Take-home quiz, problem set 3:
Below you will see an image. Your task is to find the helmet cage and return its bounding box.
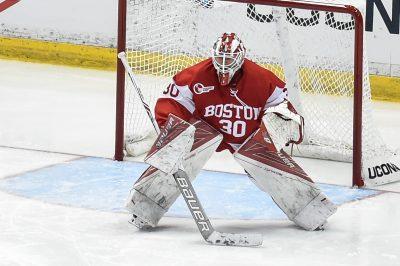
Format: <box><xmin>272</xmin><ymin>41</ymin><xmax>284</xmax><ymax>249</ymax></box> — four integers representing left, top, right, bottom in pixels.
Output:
<box><xmin>212</xmin><ymin>52</ymin><xmax>244</xmax><ymax>74</ymax></box>
<box><xmin>211</xmin><ymin>34</ymin><xmax>246</xmax><ymax>85</ymax></box>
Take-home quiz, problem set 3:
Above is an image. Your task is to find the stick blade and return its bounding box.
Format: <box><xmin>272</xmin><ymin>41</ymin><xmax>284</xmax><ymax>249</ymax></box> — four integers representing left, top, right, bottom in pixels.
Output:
<box><xmin>206</xmin><ymin>231</ymin><xmax>263</xmax><ymax>247</ymax></box>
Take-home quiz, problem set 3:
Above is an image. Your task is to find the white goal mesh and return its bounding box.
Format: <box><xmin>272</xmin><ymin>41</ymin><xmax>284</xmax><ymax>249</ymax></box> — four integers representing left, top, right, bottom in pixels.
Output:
<box><xmin>121</xmin><ymin>0</ymin><xmax>398</xmax><ymax>186</ymax></box>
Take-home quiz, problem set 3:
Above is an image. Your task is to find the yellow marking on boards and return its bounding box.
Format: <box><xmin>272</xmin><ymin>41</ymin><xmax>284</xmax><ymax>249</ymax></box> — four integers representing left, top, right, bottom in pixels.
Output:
<box><xmin>0</xmin><ymin>37</ymin><xmax>116</xmax><ymax>70</ymax></box>
<box><xmin>1</xmin><ymin>37</ymin><xmax>399</xmax><ymax>102</ymax></box>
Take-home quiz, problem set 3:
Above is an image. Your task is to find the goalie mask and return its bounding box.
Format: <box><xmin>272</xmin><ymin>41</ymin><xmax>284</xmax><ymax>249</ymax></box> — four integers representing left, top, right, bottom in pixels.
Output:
<box><xmin>212</xmin><ymin>33</ymin><xmax>246</xmax><ymax>86</ymax></box>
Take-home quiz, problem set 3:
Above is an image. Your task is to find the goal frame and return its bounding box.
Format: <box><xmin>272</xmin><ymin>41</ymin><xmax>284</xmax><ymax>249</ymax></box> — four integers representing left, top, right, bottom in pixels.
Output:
<box><xmin>114</xmin><ymin>0</ymin><xmax>365</xmax><ymax>187</ymax></box>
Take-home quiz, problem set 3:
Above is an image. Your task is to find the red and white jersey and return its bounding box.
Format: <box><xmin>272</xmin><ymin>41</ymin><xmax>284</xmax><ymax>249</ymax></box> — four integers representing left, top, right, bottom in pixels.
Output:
<box><xmin>155</xmin><ymin>58</ymin><xmax>286</xmax><ymax>152</ymax></box>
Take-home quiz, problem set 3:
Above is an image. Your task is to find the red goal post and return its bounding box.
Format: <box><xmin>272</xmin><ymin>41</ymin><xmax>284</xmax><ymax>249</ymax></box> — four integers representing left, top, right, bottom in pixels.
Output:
<box><xmin>114</xmin><ymin>0</ymin><xmax>366</xmax><ymax>187</ymax></box>
<box><xmin>115</xmin><ymin>0</ymin><xmax>127</xmax><ymax>162</ymax></box>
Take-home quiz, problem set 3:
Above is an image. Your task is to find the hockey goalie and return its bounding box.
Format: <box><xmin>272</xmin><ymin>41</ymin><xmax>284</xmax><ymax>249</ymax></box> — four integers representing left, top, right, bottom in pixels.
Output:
<box><xmin>126</xmin><ymin>33</ymin><xmax>337</xmax><ymax>231</ymax></box>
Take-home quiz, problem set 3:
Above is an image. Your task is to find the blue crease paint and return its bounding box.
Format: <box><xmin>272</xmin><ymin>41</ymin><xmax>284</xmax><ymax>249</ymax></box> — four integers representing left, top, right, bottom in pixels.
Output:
<box><xmin>0</xmin><ymin>157</ymin><xmax>379</xmax><ymax>220</ymax></box>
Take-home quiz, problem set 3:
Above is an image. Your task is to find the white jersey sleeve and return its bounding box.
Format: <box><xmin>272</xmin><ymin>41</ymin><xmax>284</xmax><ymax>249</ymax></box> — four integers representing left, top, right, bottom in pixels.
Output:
<box><xmin>160</xmin><ymin>81</ymin><xmax>196</xmax><ymax>114</ymax></box>
<box><xmin>263</xmin><ymin>87</ymin><xmax>287</xmax><ymax>110</ymax></box>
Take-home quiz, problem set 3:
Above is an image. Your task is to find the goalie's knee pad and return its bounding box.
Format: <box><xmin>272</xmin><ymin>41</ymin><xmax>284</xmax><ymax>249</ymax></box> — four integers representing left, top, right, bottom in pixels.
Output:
<box><xmin>235</xmin><ymin>124</ymin><xmax>336</xmax><ymax>230</ymax></box>
<box><xmin>126</xmin><ymin>116</ymin><xmax>223</xmax><ymax>228</ymax></box>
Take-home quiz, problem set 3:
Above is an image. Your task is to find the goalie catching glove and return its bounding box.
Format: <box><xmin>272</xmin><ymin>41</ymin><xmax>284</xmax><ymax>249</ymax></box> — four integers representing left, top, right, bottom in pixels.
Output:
<box><xmin>263</xmin><ymin>100</ymin><xmax>304</xmax><ymax>152</ymax></box>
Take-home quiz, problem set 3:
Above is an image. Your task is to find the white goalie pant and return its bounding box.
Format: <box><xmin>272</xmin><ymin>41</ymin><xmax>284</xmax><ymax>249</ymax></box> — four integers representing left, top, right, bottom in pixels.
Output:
<box><xmin>234</xmin><ymin>123</ymin><xmax>337</xmax><ymax>230</ymax></box>
<box><xmin>126</xmin><ymin>116</ymin><xmax>223</xmax><ymax>228</ymax></box>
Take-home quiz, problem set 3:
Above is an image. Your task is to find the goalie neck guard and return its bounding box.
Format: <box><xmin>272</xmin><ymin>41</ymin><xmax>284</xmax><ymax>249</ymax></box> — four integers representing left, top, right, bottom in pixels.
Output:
<box><xmin>212</xmin><ymin>32</ymin><xmax>246</xmax><ymax>86</ymax></box>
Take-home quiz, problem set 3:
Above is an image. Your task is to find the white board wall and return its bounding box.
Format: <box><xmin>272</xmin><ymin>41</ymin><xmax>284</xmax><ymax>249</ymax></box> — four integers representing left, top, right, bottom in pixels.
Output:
<box><xmin>0</xmin><ymin>0</ymin><xmax>399</xmax><ymax>76</ymax></box>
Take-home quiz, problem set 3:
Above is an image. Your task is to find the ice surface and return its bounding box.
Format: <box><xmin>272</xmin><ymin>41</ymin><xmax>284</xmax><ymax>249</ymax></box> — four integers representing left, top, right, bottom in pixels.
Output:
<box><xmin>0</xmin><ymin>59</ymin><xmax>400</xmax><ymax>265</ymax></box>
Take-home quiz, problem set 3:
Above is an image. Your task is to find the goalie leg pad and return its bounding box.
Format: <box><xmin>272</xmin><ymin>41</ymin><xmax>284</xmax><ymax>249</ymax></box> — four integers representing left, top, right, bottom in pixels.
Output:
<box><xmin>234</xmin><ymin>124</ymin><xmax>336</xmax><ymax>230</ymax></box>
<box><xmin>125</xmin><ymin>187</ymin><xmax>167</xmax><ymax>229</ymax></box>
<box><xmin>126</xmin><ymin>118</ymin><xmax>223</xmax><ymax>228</ymax></box>
<box><xmin>291</xmin><ymin>192</ymin><xmax>336</xmax><ymax>230</ymax></box>
<box><xmin>145</xmin><ymin>114</ymin><xmax>196</xmax><ymax>174</ymax></box>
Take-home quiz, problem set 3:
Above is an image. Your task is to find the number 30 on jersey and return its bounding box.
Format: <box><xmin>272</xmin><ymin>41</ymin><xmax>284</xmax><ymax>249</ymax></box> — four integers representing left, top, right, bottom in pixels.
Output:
<box><xmin>219</xmin><ymin>119</ymin><xmax>246</xmax><ymax>137</ymax></box>
<box><xmin>163</xmin><ymin>84</ymin><xmax>180</xmax><ymax>97</ymax></box>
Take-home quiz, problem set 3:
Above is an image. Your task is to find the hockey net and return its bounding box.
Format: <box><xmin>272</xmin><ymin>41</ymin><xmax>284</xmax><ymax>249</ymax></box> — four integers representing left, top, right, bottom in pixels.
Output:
<box><xmin>115</xmin><ymin>0</ymin><xmax>400</xmax><ymax>187</ymax></box>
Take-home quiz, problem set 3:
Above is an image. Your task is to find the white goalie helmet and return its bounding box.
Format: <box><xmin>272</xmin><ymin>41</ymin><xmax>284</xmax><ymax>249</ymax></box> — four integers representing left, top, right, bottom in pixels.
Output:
<box><xmin>212</xmin><ymin>32</ymin><xmax>246</xmax><ymax>86</ymax></box>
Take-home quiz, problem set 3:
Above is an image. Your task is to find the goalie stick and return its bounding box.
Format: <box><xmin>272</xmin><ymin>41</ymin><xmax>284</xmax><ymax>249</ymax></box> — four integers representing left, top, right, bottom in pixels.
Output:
<box><xmin>118</xmin><ymin>52</ymin><xmax>263</xmax><ymax>247</ymax></box>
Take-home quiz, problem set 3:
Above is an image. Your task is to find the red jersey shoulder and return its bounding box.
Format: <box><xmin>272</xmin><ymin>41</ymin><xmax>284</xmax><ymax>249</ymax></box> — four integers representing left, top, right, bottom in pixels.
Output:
<box><xmin>242</xmin><ymin>59</ymin><xmax>286</xmax><ymax>92</ymax></box>
<box><xmin>173</xmin><ymin>58</ymin><xmax>215</xmax><ymax>87</ymax></box>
